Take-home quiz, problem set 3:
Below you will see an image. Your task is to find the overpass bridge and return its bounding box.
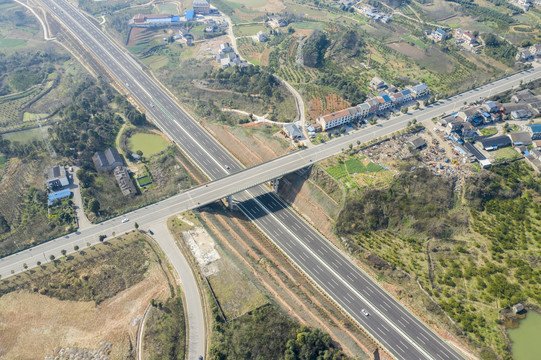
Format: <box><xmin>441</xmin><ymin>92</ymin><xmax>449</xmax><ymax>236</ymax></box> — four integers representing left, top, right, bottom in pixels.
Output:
<box><xmin>3</xmin><ymin>0</ymin><xmax>541</xmax><ymax>358</ymax></box>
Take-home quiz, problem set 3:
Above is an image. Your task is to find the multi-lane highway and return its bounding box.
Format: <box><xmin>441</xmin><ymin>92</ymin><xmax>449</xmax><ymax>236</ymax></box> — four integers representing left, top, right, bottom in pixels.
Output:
<box><xmin>6</xmin><ymin>0</ymin><xmax>541</xmax><ymax>358</ymax></box>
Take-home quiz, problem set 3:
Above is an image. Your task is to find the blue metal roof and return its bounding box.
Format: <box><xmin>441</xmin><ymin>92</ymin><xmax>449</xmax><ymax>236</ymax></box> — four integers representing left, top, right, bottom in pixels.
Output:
<box><xmin>379</xmin><ymin>94</ymin><xmax>391</xmax><ymax>102</ymax></box>
<box><xmin>48</xmin><ymin>189</ymin><xmax>71</xmax><ymax>205</ymax></box>
<box><xmin>482</xmin><ymin>112</ymin><xmax>491</xmax><ymax>117</ymax></box>
<box><xmin>185</xmin><ymin>10</ymin><xmax>194</xmax><ymax>19</ymax></box>
<box><xmin>400</xmin><ymin>89</ymin><xmax>411</xmax><ymax>95</ymax></box>
<box><xmin>436</xmin><ymin>29</ymin><xmax>446</xmax><ymax>35</ymax></box>
<box><xmin>529</xmin><ymin>124</ymin><xmax>541</xmax><ymax>133</ymax></box>
<box><xmin>171</xmin><ymin>16</ymin><xmax>180</xmax><ymax>22</ymax></box>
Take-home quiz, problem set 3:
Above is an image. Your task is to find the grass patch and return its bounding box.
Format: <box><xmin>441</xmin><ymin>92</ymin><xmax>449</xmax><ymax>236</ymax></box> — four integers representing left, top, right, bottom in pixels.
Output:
<box><xmin>480</xmin><ymin>127</ymin><xmax>497</xmax><ymax>136</ymax></box>
<box><xmin>22</xmin><ymin>112</ymin><xmax>48</xmax><ymax>121</ymax></box>
<box><xmin>0</xmin><ymin>38</ymin><xmax>26</xmax><ymax>48</ymax></box>
<box><xmin>2</xmin><ymin>126</ymin><xmax>49</xmax><ymax>144</ymax></box>
<box><xmin>207</xmin><ymin>254</ymin><xmax>268</xmax><ymax>319</ymax></box>
<box><xmin>401</xmin><ymin>34</ymin><xmax>428</xmax><ymax>49</ymax></box>
<box><xmin>493</xmin><ymin>147</ymin><xmax>520</xmax><ymax>161</ymax></box>
<box><xmin>128</xmin><ymin>132</ymin><xmax>170</xmax><ymax>157</ymax></box>
<box><xmin>292</xmin><ymin>21</ymin><xmax>325</xmax><ymax>30</ymax></box>
<box><xmin>234</xmin><ymin>24</ymin><xmax>267</xmax><ymax>37</ymax></box>
<box><xmin>156</xmin><ymin>2</ymin><xmax>178</xmax><ymax>13</ymax></box>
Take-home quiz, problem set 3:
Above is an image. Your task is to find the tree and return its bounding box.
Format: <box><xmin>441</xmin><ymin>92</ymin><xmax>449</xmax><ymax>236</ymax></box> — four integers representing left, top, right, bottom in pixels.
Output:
<box><xmin>134</xmin><ymin>222</ymin><xmax>139</xmax><ymax>230</ymax></box>
<box><xmin>74</xmin><ymin>245</ymin><xmax>79</xmax><ymax>251</ymax></box>
<box><xmin>37</xmin><ymin>261</ymin><xmax>41</xmax><ymax>266</ymax></box>
<box><xmin>0</xmin><ymin>215</ymin><xmax>10</xmax><ymax>234</ymax></box>
<box><xmin>61</xmin><ymin>249</ymin><xmax>67</xmax><ymax>256</ymax></box>
<box><xmin>136</xmin><ymin>150</ymin><xmax>143</xmax><ymax>157</ymax></box>
<box><xmin>89</xmin><ymin>199</ymin><xmax>100</xmax><ymax>214</ymax></box>
<box><xmin>23</xmin><ymin>263</ymin><xmax>28</xmax><ymax>269</ymax></box>
<box><xmin>49</xmin><ymin>255</ymin><xmax>55</xmax><ymax>261</ymax></box>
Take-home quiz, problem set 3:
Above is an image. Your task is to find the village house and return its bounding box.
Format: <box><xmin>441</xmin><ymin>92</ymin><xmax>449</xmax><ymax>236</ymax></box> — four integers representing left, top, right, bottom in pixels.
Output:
<box><xmin>45</xmin><ymin>165</ymin><xmax>69</xmax><ymax>190</ymax></box>
<box><xmin>93</xmin><ymin>148</ymin><xmax>123</xmax><ymax>173</ymax></box>
<box><xmin>193</xmin><ymin>0</ymin><xmax>210</xmax><ymax>14</ymax></box>
<box><xmin>516</xmin><ymin>48</ymin><xmax>533</xmax><ymax>62</ymax></box>
<box><xmin>432</xmin><ymin>29</ymin><xmax>448</xmax><ymax>41</ymax></box>
<box><xmin>530</xmin><ymin>44</ymin><xmax>541</xmax><ymax>57</ymax></box>
<box><xmin>369</xmin><ymin>76</ymin><xmax>388</xmax><ymax>91</ymax></box>
<box><xmin>113</xmin><ymin>166</ymin><xmax>137</xmax><ymax>197</ymax></box>
<box><xmin>318</xmin><ymin>109</ymin><xmax>352</xmax><ymax>131</ymax></box>
<box><xmin>410</xmin><ymin>83</ymin><xmax>430</xmax><ymax>98</ymax></box>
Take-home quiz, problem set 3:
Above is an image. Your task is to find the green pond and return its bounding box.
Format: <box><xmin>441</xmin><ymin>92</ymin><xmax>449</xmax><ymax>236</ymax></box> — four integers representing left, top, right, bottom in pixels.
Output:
<box><xmin>508</xmin><ymin>311</ymin><xmax>541</xmax><ymax>360</ymax></box>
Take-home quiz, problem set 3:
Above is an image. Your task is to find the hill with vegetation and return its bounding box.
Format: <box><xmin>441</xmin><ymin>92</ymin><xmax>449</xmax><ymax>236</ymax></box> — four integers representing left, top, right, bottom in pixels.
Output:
<box><xmin>335</xmin><ymin>161</ymin><xmax>541</xmax><ymax>359</ymax></box>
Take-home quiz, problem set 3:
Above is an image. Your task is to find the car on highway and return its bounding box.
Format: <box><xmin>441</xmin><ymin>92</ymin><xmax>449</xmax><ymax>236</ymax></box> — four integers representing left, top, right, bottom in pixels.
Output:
<box><xmin>224</xmin><ymin>164</ymin><xmax>230</xmax><ymax>170</ymax></box>
<box><xmin>148</xmin><ymin>230</ymin><xmax>154</xmax><ymax>235</ymax></box>
<box><xmin>121</xmin><ymin>218</ymin><xmax>129</xmax><ymax>223</ymax></box>
<box><xmin>362</xmin><ymin>308</ymin><xmax>369</xmax><ymax>316</ymax></box>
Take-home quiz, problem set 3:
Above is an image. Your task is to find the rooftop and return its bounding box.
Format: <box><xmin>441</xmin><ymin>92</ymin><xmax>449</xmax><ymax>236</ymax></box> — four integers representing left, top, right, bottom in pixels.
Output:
<box><xmin>480</xmin><ymin>135</ymin><xmax>511</xmax><ymax>148</ymax></box>
<box><xmin>321</xmin><ymin>109</ymin><xmax>351</xmax><ymax>123</ymax></box>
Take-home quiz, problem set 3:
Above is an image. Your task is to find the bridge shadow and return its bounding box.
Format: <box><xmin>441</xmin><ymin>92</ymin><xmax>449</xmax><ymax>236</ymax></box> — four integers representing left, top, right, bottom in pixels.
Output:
<box><xmin>198</xmin><ymin>165</ymin><xmax>313</xmax><ymax>221</ymax></box>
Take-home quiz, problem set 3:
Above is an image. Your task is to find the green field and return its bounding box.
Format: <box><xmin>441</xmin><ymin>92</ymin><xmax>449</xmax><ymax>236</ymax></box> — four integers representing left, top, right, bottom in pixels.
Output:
<box><xmin>227</xmin><ymin>0</ymin><xmax>266</xmax><ymax>8</ymax></box>
<box><xmin>137</xmin><ymin>175</ymin><xmax>152</xmax><ymax>187</ymax></box>
<box><xmin>292</xmin><ymin>21</ymin><xmax>325</xmax><ymax>30</ymax></box>
<box><xmin>23</xmin><ymin>112</ymin><xmax>48</xmax><ymax>122</ymax></box>
<box><xmin>480</xmin><ymin>127</ymin><xmax>497</xmax><ymax>136</ymax></box>
<box><xmin>401</xmin><ymin>34</ymin><xmax>428</xmax><ymax>50</ymax></box>
<box><xmin>493</xmin><ymin>147</ymin><xmax>520</xmax><ymax>161</ymax></box>
<box><xmin>2</xmin><ymin>126</ymin><xmax>49</xmax><ymax>144</ymax></box>
<box><xmin>156</xmin><ymin>2</ymin><xmax>178</xmax><ymax>14</ymax></box>
<box><xmin>128</xmin><ymin>132</ymin><xmax>170</xmax><ymax>156</ymax></box>
<box><xmin>326</xmin><ymin>163</ymin><xmax>347</xmax><ymax>179</ymax></box>
<box><xmin>328</xmin><ymin>157</ymin><xmax>384</xmax><ymax>179</ymax></box>
<box><xmin>0</xmin><ymin>38</ymin><xmax>27</xmax><ymax>48</ymax></box>
<box><xmin>141</xmin><ymin>55</ymin><xmax>168</xmax><ymax>70</ymax></box>
<box><xmin>234</xmin><ymin>24</ymin><xmax>266</xmax><ymax>37</ymax></box>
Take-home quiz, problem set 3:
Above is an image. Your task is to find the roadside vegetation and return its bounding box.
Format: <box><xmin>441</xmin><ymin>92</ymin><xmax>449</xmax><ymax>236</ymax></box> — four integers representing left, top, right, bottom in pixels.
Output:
<box><xmin>143</xmin><ymin>296</ymin><xmax>186</xmax><ymax>360</ymax></box>
<box><xmin>210</xmin><ymin>304</ymin><xmax>352</xmax><ymax>360</ymax></box>
<box><xmin>335</xmin><ymin>161</ymin><xmax>541</xmax><ymax>359</ymax></box>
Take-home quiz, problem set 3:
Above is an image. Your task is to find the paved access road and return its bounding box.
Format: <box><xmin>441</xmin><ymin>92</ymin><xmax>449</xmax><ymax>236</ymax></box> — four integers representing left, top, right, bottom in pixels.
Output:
<box><xmin>7</xmin><ymin>0</ymin><xmax>541</xmax><ymax>358</ymax></box>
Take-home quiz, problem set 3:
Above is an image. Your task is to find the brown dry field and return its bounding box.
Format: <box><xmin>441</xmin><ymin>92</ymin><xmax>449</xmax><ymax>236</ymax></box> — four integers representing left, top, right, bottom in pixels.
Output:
<box><xmin>0</xmin><ymin>265</ymin><xmax>169</xmax><ymax>360</ymax></box>
<box><xmin>388</xmin><ymin>42</ymin><xmax>426</xmax><ymax>60</ymax></box>
<box><xmin>308</xmin><ymin>93</ymin><xmax>350</xmax><ymax>121</ymax></box>
<box><xmin>255</xmin><ymin>0</ymin><xmax>285</xmax><ymax>13</ymax></box>
<box><xmin>259</xmin><ymin>48</ymin><xmax>272</xmax><ymax>66</ymax></box>
<box><xmin>204</xmin><ymin>122</ymin><xmax>292</xmax><ymax>166</ymax></box>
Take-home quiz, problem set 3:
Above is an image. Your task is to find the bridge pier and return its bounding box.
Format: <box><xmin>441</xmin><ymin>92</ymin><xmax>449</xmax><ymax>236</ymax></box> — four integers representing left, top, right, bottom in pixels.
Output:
<box><xmin>227</xmin><ymin>195</ymin><xmax>234</xmax><ymax>210</ymax></box>
<box><xmin>270</xmin><ymin>178</ymin><xmax>279</xmax><ymax>193</ymax></box>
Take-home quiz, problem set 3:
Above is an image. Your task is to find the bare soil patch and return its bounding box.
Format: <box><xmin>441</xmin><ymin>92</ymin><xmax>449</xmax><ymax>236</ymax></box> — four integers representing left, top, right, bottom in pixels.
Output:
<box><xmin>308</xmin><ymin>93</ymin><xmax>351</xmax><ymax>121</ymax></box>
<box><xmin>0</xmin><ymin>265</ymin><xmax>169</xmax><ymax>360</ymax></box>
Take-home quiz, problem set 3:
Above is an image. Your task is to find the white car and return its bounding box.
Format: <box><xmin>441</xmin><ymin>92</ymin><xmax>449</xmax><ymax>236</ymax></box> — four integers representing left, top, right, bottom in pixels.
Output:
<box><xmin>361</xmin><ymin>308</ymin><xmax>369</xmax><ymax>317</ymax></box>
<box><xmin>121</xmin><ymin>218</ymin><xmax>129</xmax><ymax>223</ymax></box>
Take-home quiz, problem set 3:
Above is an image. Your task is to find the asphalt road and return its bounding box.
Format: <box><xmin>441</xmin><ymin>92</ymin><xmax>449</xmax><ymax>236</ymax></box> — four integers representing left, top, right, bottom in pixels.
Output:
<box><xmin>6</xmin><ymin>0</ymin><xmax>541</xmax><ymax>358</ymax></box>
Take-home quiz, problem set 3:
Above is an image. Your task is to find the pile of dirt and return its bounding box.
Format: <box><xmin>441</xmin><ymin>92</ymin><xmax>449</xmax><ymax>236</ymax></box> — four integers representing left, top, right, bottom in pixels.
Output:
<box><xmin>44</xmin><ymin>342</ymin><xmax>113</xmax><ymax>360</ymax></box>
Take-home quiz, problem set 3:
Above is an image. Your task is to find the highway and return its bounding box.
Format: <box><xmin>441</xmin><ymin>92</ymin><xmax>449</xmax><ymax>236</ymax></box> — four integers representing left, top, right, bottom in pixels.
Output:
<box><xmin>6</xmin><ymin>0</ymin><xmax>541</xmax><ymax>358</ymax></box>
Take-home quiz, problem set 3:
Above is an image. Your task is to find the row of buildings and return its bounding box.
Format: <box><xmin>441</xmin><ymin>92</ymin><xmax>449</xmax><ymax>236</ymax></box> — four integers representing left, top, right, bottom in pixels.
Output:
<box><xmin>318</xmin><ymin>79</ymin><xmax>430</xmax><ymax>131</ymax></box>
<box><xmin>130</xmin><ymin>0</ymin><xmax>211</xmax><ymax>27</ymax></box>
<box><xmin>439</xmin><ymin>89</ymin><xmax>541</xmax><ymax>143</ymax></box>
